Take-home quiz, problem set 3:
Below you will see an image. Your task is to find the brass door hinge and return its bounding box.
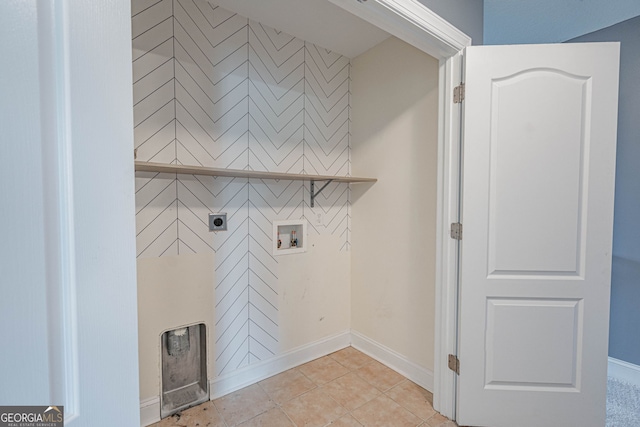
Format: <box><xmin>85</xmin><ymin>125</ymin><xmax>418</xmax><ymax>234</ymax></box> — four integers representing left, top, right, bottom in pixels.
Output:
<box><xmin>448</xmin><ymin>354</ymin><xmax>460</xmax><ymax>374</ymax></box>
<box><xmin>450</xmin><ymin>222</ymin><xmax>462</xmax><ymax>240</ymax></box>
<box><xmin>454</xmin><ymin>83</ymin><xmax>465</xmax><ymax>103</ymax></box>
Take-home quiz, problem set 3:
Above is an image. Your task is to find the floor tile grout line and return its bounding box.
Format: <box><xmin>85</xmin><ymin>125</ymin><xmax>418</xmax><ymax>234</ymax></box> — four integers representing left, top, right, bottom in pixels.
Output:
<box><xmin>278</xmin><ymin>350</ymin><xmax>414</xmax><ymax>426</ymax></box>
<box><xmin>267</xmin><ymin>350</ymin><xmax>372</xmax><ymax>426</ymax></box>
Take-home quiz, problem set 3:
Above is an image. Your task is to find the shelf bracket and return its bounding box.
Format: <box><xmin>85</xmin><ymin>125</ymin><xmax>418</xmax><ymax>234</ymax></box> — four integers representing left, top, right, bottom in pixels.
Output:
<box><xmin>310</xmin><ymin>180</ymin><xmax>333</xmax><ymax>208</ymax></box>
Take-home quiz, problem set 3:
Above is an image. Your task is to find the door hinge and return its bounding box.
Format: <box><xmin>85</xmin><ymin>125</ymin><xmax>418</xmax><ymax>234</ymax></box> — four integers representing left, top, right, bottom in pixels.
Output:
<box><xmin>450</xmin><ymin>222</ymin><xmax>462</xmax><ymax>240</ymax></box>
<box><xmin>453</xmin><ymin>83</ymin><xmax>465</xmax><ymax>103</ymax></box>
<box><xmin>448</xmin><ymin>354</ymin><xmax>460</xmax><ymax>374</ymax></box>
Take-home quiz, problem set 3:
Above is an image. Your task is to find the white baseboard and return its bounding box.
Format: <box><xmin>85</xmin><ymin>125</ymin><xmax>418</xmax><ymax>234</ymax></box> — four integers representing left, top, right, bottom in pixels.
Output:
<box><xmin>351</xmin><ymin>330</ymin><xmax>434</xmax><ymax>392</ymax></box>
<box><xmin>140</xmin><ymin>329</ymin><xmax>434</xmax><ymax>426</ymax></box>
<box><xmin>210</xmin><ymin>330</ymin><xmax>351</xmax><ymax>399</ymax></box>
<box><xmin>140</xmin><ymin>396</ymin><xmax>161</xmax><ymax>427</ymax></box>
<box><xmin>608</xmin><ymin>357</ymin><xmax>640</xmax><ymax>387</ymax></box>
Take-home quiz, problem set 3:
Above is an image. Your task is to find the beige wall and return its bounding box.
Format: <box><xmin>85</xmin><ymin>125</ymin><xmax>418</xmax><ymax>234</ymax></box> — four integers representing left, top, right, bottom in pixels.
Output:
<box><xmin>137</xmin><ymin>233</ymin><xmax>350</xmax><ymax>402</ymax></box>
<box><xmin>137</xmin><ymin>253</ymin><xmax>216</xmax><ymax>402</ymax></box>
<box><xmin>351</xmin><ymin>36</ymin><xmax>439</xmax><ymax>371</ymax></box>
<box><xmin>277</xmin><ymin>234</ymin><xmax>351</xmax><ymax>351</ymax></box>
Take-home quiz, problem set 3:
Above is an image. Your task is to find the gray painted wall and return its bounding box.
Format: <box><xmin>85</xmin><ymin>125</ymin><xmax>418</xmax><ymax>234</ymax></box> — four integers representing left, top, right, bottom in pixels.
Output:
<box><xmin>484</xmin><ymin>0</ymin><xmax>640</xmax><ymax>45</ymax></box>
<box><xmin>570</xmin><ymin>16</ymin><xmax>640</xmax><ymax>366</ymax></box>
<box><xmin>418</xmin><ymin>0</ymin><xmax>484</xmax><ymax>45</ymax></box>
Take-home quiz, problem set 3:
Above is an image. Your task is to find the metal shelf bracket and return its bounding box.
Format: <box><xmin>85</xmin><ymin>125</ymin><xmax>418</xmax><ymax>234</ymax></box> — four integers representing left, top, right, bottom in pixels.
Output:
<box><xmin>310</xmin><ymin>180</ymin><xmax>333</xmax><ymax>208</ymax></box>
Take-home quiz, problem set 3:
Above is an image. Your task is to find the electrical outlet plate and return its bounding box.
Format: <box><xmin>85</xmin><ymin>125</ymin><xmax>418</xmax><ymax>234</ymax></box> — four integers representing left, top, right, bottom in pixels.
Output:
<box><xmin>208</xmin><ymin>213</ymin><xmax>227</xmax><ymax>231</ymax></box>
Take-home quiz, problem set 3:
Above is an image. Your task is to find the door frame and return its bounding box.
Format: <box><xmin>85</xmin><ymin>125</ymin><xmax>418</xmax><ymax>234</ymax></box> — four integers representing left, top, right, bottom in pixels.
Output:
<box><xmin>328</xmin><ymin>0</ymin><xmax>469</xmax><ymax>419</ymax></box>
<box><xmin>25</xmin><ymin>0</ymin><xmax>465</xmax><ymax>423</ymax></box>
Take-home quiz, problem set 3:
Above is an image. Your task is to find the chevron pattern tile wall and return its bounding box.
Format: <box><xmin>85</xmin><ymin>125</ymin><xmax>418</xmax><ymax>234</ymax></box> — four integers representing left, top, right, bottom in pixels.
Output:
<box><xmin>304</xmin><ymin>44</ymin><xmax>351</xmax><ymax>248</ymax></box>
<box><xmin>132</xmin><ymin>0</ymin><xmax>351</xmax><ymax>376</ymax></box>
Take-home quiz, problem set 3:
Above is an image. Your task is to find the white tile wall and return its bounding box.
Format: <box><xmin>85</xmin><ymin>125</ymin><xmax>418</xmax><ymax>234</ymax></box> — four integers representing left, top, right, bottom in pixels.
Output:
<box><xmin>132</xmin><ymin>0</ymin><xmax>351</xmax><ymax>375</ymax></box>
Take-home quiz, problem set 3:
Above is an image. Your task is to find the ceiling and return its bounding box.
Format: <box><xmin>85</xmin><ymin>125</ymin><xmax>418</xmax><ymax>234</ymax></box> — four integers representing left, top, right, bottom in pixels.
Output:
<box><xmin>209</xmin><ymin>0</ymin><xmax>391</xmax><ymax>58</ymax></box>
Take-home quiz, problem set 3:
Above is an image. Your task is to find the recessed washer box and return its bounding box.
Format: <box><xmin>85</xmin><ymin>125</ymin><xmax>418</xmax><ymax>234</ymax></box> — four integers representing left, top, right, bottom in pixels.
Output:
<box><xmin>160</xmin><ymin>323</ymin><xmax>208</xmax><ymax>419</ymax></box>
<box><xmin>273</xmin><ymin>219</ymin><xmax>307</xmax><ymax>256</ymax></box>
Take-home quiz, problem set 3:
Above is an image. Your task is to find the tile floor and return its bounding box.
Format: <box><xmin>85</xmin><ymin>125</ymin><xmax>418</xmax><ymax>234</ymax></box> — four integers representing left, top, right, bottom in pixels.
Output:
<box><xmin>152</xmin><ymin>346</ymin><xmax>457</xmax><ymax>427</ymax></box>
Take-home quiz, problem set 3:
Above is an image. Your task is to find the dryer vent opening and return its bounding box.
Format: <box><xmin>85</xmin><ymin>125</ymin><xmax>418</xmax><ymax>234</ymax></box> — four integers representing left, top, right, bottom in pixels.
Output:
<box><xmin>160</xmin><ymin>324</ymin><xmax>208</xmax><ymax>419</ymax></box>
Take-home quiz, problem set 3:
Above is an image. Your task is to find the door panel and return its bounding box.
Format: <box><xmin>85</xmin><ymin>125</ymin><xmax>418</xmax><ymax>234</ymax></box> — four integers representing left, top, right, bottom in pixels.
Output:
<box><xmin>485</xmin><ymin>298</ymin><xmax>582</xmax><ymax>390</ymax></box>
<box><xmin>458</xmin><ymin>43</ymin><xmax>619</xmax><ymax>427</ymax></box>
<box><xmin>488</xmin><ymin>69</ymin><xmax>589</xmax><ymax>277</ymax></box>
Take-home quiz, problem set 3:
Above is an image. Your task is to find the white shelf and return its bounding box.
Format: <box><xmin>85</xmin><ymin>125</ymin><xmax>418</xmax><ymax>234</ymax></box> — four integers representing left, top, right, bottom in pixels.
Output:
<box><xmin>135</xmin><ymin>161</ymin><xmax>376</xmax><ymax>207</ymax></box>
<box><xmin>134</xmin><ymin>161</ymin><xmax>376</xmax><ymax>184</ymax></box>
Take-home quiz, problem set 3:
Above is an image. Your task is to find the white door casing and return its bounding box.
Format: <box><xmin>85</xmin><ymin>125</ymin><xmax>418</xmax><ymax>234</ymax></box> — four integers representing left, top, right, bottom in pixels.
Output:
<box><xmin>2</xmin><ymin>1</ymin><xmax>140</xmax><ymax>425</ymax></box>
<box><xmin>458</xmin><ymin>43</ymin><xmax>620</xmax><ymax>427</ymax></box>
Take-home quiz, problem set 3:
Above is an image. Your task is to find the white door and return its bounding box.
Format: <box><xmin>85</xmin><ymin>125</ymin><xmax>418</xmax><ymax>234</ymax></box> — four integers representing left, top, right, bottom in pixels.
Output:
<box><xmin>457</xmin><ymin>43</ymin><xmax>620</xmax><ymax>427</ymax></box>
<box><xmin>1</xmin><ymin>2</ymin><xmax>140</xmax><ymax>426</ymax></box>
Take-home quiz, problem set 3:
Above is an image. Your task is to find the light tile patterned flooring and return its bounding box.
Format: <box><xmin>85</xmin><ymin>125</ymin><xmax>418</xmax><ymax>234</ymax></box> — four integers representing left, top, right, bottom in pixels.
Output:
<box><xmin>152</xmin><ymin>346</ymin><xmax>457</xmax><ymax>427</ymax></box>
